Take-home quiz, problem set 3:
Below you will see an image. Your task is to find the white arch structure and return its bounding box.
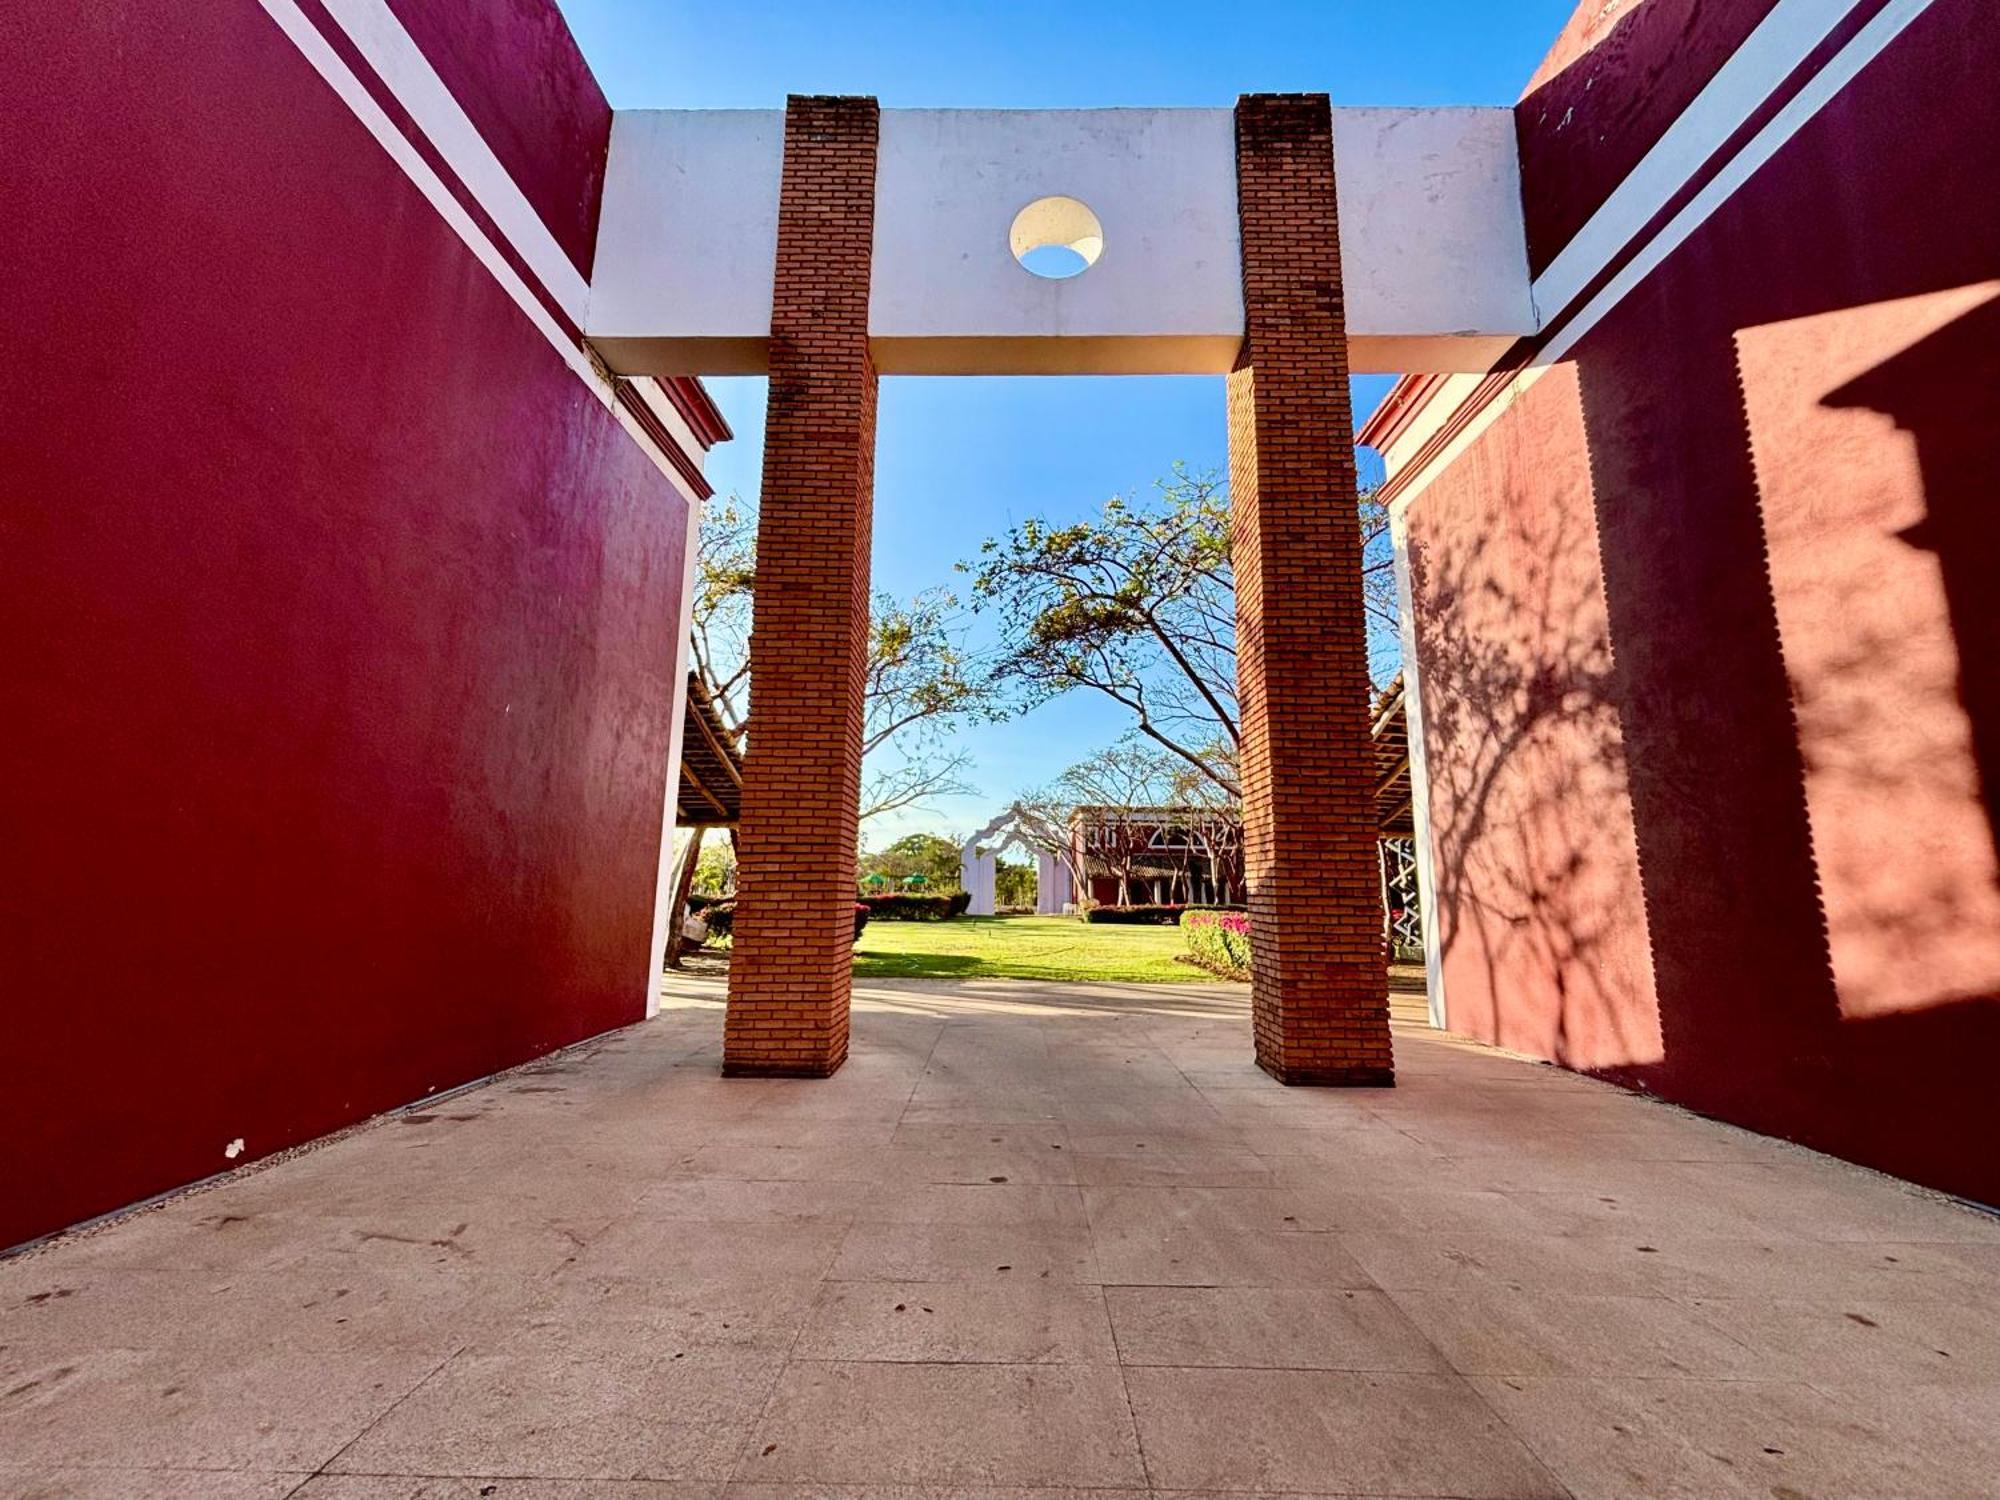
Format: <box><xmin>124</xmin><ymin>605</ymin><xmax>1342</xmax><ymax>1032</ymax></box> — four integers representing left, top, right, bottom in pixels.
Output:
<box><xmin>960</xmin><ymin>809</ymin><xmax>1076</xmax><ymax>917</ymax></box>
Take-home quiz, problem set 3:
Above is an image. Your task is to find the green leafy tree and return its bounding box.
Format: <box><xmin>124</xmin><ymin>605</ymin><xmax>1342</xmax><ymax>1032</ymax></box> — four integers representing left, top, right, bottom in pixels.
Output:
<box><xmin>858</xmin><ymin>830</ymin><xmax>965</xmax><ymax>892</ymax></box>
<box><xmin>692</xmin><ymin>492</ymin><xmax>998</xmax><ymax>825</ymax></box>
<box><xmin>963</xmin><ymin>465</ymin><xmax>1396</xmax><ymax>799</ymax></box>
<box><xmin>994</xmin><ymin>857</ymin><xmax>1037</xmax><ymax>910</ymax></box>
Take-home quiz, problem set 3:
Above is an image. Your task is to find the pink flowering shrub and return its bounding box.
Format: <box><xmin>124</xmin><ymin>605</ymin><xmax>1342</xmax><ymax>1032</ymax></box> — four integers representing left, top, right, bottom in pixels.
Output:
<box><xmin>1182</xmin><ymin>908</ymin><xmax>1251</xmax><ymax>976</ymax></box>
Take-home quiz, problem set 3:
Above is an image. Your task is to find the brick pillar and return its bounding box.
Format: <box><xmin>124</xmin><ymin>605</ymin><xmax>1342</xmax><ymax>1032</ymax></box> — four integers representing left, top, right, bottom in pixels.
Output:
<box><xmin>723</xmin><ymin>95</ymin><xmax>880</xmax><ymax>1078</ymax></box>
<box><xmin>1228</xmin><ymin>93</ymin><xmax>1392</xmax><ymax>1087</ymax></box>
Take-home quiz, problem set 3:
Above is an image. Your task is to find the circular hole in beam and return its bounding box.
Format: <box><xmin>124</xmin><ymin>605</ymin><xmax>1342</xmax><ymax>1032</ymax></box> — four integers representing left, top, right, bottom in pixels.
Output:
<box><xmin>1009</xmin><ymin>195</ymin><xmax>1104</xmax><ymax>280</ymax></box>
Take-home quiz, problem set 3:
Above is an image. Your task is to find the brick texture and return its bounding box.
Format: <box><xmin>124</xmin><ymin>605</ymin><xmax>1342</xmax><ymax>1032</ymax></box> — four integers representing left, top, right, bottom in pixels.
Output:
<box><xmin>723</xmin><ymin>95</ymin><xmax>880</xmax><ymax>1077</ymax></box>
<box><xmin>1228</xmin><ymin>94</ymin><xmax>1394</xmax><ymax>1086</ymax></box>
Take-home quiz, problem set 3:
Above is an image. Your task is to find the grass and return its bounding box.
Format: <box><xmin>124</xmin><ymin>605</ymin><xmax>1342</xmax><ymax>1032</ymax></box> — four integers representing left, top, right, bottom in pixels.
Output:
<box><xmin>851</xmin><ymin>913</ymin><xmax>1219</xmax><ymax>984</ymax></box>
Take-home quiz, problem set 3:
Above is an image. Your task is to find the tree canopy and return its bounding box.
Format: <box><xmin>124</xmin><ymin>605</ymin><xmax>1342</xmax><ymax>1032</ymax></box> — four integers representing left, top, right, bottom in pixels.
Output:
<box><xmin>962</xmin><ymin>465</ymin><xmax>1396</xmax><ymax>803</ymax></box>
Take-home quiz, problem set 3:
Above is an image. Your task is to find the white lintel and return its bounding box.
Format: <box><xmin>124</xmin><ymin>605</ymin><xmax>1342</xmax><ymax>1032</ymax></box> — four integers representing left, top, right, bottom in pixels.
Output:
<box><xmin>586</xmin><ymin>105</ymin><xmax>1534</xmax><ymax>378</ymax></box>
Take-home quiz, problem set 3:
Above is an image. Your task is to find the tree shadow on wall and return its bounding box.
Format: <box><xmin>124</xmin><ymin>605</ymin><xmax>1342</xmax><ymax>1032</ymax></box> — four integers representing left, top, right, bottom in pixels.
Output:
<box><xmin>1409</xmin><ymin>497</ymin><xmax>1658</xmax><ymax>1073</ymax></box>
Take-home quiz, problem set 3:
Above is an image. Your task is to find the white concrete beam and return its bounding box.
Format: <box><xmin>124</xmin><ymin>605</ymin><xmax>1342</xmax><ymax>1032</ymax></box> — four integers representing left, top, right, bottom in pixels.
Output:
<box><xmin>587</xmin><ymin>106</ymin><xmax>1533</xmax><ymax>378</ymax></box>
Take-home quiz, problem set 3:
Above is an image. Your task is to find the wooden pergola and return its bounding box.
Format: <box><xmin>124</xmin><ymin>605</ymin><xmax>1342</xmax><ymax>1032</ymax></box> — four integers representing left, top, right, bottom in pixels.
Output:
<box><xmin>1372</xmin><ymin>673</ymin><xmax>1415</xmax><ymax>838</ymax></box>
<box><xmin>675</xmin><ymin>672</ymin><xmax>743</xmax><ymax>828</ymax></box>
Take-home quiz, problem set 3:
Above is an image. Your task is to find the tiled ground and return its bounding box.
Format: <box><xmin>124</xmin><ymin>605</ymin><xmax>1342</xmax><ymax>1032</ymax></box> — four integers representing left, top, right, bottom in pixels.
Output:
<box><xmin>5</xmin><ymin>974</ymin><xmax>2000</xmax><ymax>1499</ymax></box>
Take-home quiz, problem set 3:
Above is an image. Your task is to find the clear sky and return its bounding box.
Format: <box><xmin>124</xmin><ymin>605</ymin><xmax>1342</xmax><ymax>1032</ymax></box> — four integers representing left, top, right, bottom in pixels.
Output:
<box><xmin>554</xmin><ymin>0</ymin><xmax>1576</xmax><ymax>848</ymax></box>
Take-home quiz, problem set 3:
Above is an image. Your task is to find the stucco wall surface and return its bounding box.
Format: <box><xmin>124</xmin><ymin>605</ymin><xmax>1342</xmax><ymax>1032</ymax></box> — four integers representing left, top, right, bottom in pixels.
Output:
<box><xmin>1408</xmin><ymin>0</ymin><xmax>2000</xmax><ymax>1203</ymax></box>
<box><xmin>0</xmin><ymin>0</ymin><xmax>686</xmax><ymax>1247</ymax></box>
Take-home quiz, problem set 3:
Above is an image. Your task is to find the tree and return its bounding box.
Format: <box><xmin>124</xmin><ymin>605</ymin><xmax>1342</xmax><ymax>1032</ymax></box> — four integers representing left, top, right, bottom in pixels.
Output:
<box><xmin>1051</xmin><ymin>738</ymin><xmax>1184</xmax><ymax>906</ymax></box>
<box><xmin>858</xmin><ymin>830</ymin><xmax>965</xmax><ymax>892</ymax></box>
<box><xmin>858</xmin><ymin>588</ymin><xmax>992</xmax><ymax>822</ymax></box>
<box><xmin>690</xmin><ymin>491</ymin><xmax>997</xmax><ymax>825</ymax></box>
<box><xmin>963</xmin><ymin>465</ymin><xmax>1398</xmax><ymax>800</ymax></box>
<box><xmin>994</xmin><ymin>858</ymin><xmax>1037</xmax><ymax>910</ymax></box>
<box><xmin>691</xmin><ymin>837</ymin><xmax>736</xmax><ymax>896</ymax></box>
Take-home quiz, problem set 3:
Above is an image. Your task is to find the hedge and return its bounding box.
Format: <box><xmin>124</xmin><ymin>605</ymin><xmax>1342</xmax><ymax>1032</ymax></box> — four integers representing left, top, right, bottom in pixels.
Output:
<box><xmin>1182</xmin><ymin>908</ymin><xmax>1252</xmax><ymax>978</ymax></box>
<box><xmin>699</xmin><ymin>902</ymin><xmax>870</xmax><ymax>943</ymax></box>
<box><xmin>859</xmin><ymin>891</ymin><xmax>970</xmax><ymax>921</ymax></box>
<box><xmin>1083</xmin><ymin>903</ymin><xmax>1189</xmax><ymax>925</ymax></box>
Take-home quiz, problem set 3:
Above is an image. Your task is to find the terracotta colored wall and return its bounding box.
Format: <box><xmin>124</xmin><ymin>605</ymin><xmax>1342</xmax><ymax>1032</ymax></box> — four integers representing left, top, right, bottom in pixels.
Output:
<box><xmin>1404</xmin><ymin>364</ymin><xmax>1659</xmax><ymax>1073</ymax></box>
<box><xmin>1410</xmin><ymin>0</ymin><xmax>2000</xmax><ymax>1203</ymax></box>
<box><xmin>0</xmin><ymin>0</ymin><xmax>685</xmax><ymax>1247</ymax></box>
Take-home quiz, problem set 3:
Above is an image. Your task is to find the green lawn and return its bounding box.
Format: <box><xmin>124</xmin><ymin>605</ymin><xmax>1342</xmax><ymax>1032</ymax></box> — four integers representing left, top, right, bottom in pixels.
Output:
<box><xmin>852</xmin><ymin>913</ymin><xmax>1217</xmax><ymax>984</ymax></box>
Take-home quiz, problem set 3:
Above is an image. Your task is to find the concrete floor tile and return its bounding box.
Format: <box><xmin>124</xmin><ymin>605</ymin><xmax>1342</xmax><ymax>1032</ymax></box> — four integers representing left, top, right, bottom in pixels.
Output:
<box><xmin>330</xmin><ymin>1351</ymin><xmax>779</xmax><ymax>1481</ymax></box>
<box><xmin>630</xmin><ymin>1180</ymin><xmax>871</xmax><ymax>1224</ymax></box>
<box><xmin>1071</xmin><ymin>1147</ymin><xmax>1275</xmax><ymax>1188</ymax></box>
<box><xmin>1085</xmin><ymin>1187</ymin><xmax>1370</xmax><ymax>1287</ymax></box>
<box><xmin>0</xmin><ymin>1472</ymin><xmax>304</xmax><ymax>1498</ymax></box>
<box><xmin>885</xmin><ymin>1124</ymin><xmax>1072</xmax><ymax>1153</ymax></box>
<box><xmin>16</xmin><ymin>975</ymin><xmax>2000</xmax><ymax>1495</ymax></box>
<box><xmin>1291</xmin><ymin>1187</ymin><xmax>1546</xmax><ymax>1236</ymax></box>
<box><xmin>726</xmin><ymin>1487</ymin><xmax>1144</xmax><ymax>1500</ymax></box>
<box><xmin>793</xmin><ymin>1281</ymin><xmax>1117</xmax><ymax>1363</ymax></box>
<box><xmin>741</xmin><ymin>1363</ymin><xmax>1145</xmax><ymax>1486</ymax></box>
<box><xmin>0</xmin><ymin>1261</ymin><xmax>541</xmax><ymax>1358</ymax></box>
<box><xmin>828</xmin><ymin>1221</ymin><xmax>1100</xmax><ymax>1284</ymax></box>
<box><xmin>897</xmin><ymin>1093</ymin><xmax>1063</xmax><ymax>1127</ymax></box>
<box><xmin>1473</xmin><ymin>1374</ymin><xmax>1953</xmax><ymax>1498</ymax></box>
<box><xmin>875</xmin><ymin>1145</ymin><xmax>1080</xmax><ymax>1186</ymax></box>
<box><xmin>566</xmin><ymin>1216</ymin><xmax>848</xmax><ymax>1283</ymax></box>
<box><xmin>1685</xmin><ymin>1293</ymin><xmax>2000</xmax><ymax>1383</ymax></box>
<box><xmin>1105</xmin><ymin>1286</ymin><xmax>1447</xmax><ymax>1371</ymax></box>
<box><xmin>856</xmin><ymin>1183</ymin><xmax>1086</xmax><ymax>1227</ymax></box>
<box><xmin>294</xmin><ymin>1482</ymin><xmax>714</xmax><ymax>1499</ymax></box>
<box><xmin>1123</xmin><ymin>1366</ymin><xmax>1563</xmax><ymax>1497</ymax></box>
<box><xmin>1388</xmin><ymin>1287</ymin><xmax>1783</xmax><ymax>1378</ymax></box>
<box><xmin>501</xmin><ymin>1273</ymin><xmax>820</xmax><ymax>1355</ymax></box>
<box><xmin>664</xmin><ymin>1146</ymin><xmax>895</xmax><ymax>1183</ymax></box>
<box><xmin>0</xmin><ymin>1342</ymin><xmax>441</xmax><ymax>1473</ymax></box>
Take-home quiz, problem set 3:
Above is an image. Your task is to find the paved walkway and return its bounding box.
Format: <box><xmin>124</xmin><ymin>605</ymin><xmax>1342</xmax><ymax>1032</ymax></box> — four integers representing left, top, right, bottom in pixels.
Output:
<box><xmin>5</xmin><ymin>976</ymin><xmax>1999</xmax><ymax>1499</ymax></box>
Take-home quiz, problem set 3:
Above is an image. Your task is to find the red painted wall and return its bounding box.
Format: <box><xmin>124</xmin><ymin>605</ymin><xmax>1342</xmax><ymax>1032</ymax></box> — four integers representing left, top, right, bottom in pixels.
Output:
<box><xmin>1411</xmin><ymin>0</ymin><xmax>2000</xmax><ymax>1203</ymax></box>
<box><xmin>0</xmin><ymin>0</ymin><xmax>686</xmax><ymax>1247</ymax></box>
<box><xmin>384</xmin><ymin>0</ymin><xmax>614</xmax><ymax>278</ymax></box>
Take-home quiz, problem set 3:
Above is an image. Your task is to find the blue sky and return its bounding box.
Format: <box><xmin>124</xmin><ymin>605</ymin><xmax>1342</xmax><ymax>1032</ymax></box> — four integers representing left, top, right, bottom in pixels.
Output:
<box><xmin>555</xmin><ymin>0</ymin><xmax>1576</xmax><ymax>847</ymax></box>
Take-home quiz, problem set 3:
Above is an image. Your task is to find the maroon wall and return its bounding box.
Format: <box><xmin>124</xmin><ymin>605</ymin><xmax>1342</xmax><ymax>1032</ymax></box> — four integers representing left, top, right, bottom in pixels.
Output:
<box><xmin>1410</xmin><ymin>0</ymin><xmax>2000</xmax><ymax>1204</ymax></box>
<box><xmin>385</xmin><ymin>0</ymin><xmax>615</xmax><ymax>278</ymax></box>
<box><xmin>0</xmin><ymin>0</ymin><xmax>685</xmax><ymax>1247</ymax></box>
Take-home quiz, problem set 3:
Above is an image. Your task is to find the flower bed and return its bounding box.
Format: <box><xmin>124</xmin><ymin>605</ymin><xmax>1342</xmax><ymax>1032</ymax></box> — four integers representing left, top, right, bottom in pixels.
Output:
<box><xmin>1180</xmin><ymin>908</ymin><xmax>1251</xmax><ymax>980</ymax></box>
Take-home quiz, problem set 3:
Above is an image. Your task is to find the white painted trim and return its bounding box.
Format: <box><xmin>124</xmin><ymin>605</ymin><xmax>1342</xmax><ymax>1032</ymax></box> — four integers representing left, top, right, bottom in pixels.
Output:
<box><xmin>1390</xmin><ymin>510</ymin><xmax>1448</xmax><ymax>1031</ymax></box>
<box><xmin>253</xmin><ymin>0</ymin><xmax>709</xmax><ymax>505</ymax></box>
<box><xmin>645</xmin><ymin>494</ymin><xmax>707</xmax><ymax>1017</ymax></box>
<box><xmin>1386</xmin><ymin>0</ymin><xmax>1935</xmax><ymax>516</ymax></box>
<box><xmin>1530</xmin><ymin>0</ymin><xmax>1866</xmax><ymax>324</ymax></box>
<box><xmin>318</xmin><ymin>0</ymin><xmax>591</xmax><ymax>325</ymax></box>
<box><xmin>1375</xmin><ymin>372</ymin><xmax>1485</xmax><ymax>476</ymax></box>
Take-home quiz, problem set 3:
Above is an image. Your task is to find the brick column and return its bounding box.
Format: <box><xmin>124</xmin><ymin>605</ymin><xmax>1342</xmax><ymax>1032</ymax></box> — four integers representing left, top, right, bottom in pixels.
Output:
<box><xmin>724</xmin><ymin>95</ymin><xmax>880</xmax><ymax>1078</ymax></box>
<box><xmin>1228</xmin><ymin>93</ymin><xmax>1392</xmax><ymax>1086</ymax></box>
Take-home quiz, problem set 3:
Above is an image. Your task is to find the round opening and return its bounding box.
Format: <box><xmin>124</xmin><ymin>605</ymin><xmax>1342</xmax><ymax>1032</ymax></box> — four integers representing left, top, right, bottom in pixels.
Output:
<box><xmin>1009</xmin><ymin>195</ymin><xmax>1104</xmax><ymax>280</ymax></box>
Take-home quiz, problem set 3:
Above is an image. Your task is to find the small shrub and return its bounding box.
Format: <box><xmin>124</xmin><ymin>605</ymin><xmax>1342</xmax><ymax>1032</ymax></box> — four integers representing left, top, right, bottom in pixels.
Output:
<box><xmin>1182</xmin><ymin>908</ymin><xmax>1252</xmax><ymax>978</ymax></box>
<box><xmin>703</xmin><ymin>900</ymin><xmax>870</xmax><ymax>944</ymax></box>
<box><xmin>859</xmin><ymin>893</ymin><xmax>963</xmax><ymax>922</ymax></box>
<box><xmin>1084</xmin><ymin>903</ymin><xmax>1189</xmax><ymax>925</ymax></box>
